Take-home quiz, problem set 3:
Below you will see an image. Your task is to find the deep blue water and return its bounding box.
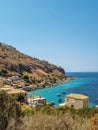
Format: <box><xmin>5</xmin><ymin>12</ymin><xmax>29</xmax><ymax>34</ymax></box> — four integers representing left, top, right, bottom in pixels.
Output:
<box><xmin>28</xmin><ymin>72</ymin><xmax>98</xmax><ymax>107</ymax></box>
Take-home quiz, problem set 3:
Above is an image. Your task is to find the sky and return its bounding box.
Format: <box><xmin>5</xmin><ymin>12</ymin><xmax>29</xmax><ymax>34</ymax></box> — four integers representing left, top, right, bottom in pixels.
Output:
<box><xmin>0</xmin><ymin>0</ymin><xmax>98</xmax><ymax>72</ymax></box>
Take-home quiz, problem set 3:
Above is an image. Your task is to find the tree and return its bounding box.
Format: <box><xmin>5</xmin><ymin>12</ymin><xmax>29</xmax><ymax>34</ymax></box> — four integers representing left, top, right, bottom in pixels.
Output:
<box><xmin>22</xmin><ymin>75</ymin><xmax>29</xmax><ymax>82</ymax></box>
<box><xmin>15</xmin><ymin>93</ymin><xmax>25</xmax><ymax>102</ymax></box>
<box><xmin>0</xmin><ymin>68</ymin><xmax>7</xmax><ymax>76</ymax></box>
<box><xmin>0</xmin><ymin>91</ymin><xmax>21</xmax><ymax>130</ymax></box>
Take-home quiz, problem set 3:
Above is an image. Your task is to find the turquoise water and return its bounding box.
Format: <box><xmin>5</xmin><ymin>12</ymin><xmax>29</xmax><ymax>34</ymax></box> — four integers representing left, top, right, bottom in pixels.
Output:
<box><xmin>28</xmin><ymin>72</ymin><xmax>98</xmax><ymax>107</ymax></box>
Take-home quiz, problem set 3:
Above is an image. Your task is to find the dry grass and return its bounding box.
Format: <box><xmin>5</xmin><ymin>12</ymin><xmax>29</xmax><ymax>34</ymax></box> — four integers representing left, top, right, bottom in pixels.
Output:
<box><xmin>19</xmin><ymin>112</ymin><xmax>89</xmax><ymax>130</ymax></box>
<box><xmin>89</xmin><ymin>114</ymin><xmax>98</xmax><ymax>130</ymax></box>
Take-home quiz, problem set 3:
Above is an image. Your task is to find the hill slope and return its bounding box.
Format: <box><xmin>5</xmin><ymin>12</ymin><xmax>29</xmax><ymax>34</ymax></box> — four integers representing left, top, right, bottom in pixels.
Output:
<box><xmin>0</xmin><ymin>43</ymin><xmax>71</xmax><ymax>88</ymax></box>
<box><xmin>0</xmin><ymin>43</ymin><xmax>65</xmax><ymax>75</ymax></box>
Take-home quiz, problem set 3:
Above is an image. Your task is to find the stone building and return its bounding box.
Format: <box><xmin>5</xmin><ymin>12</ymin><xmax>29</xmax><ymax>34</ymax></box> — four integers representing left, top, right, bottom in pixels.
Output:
<box><xmin>0</xmin><ymin>87</ymin><xmax>27</xmax><ymax>101</ymax></box>
<box><xmin>65</xmin><ymin>93</ymin><xmax>89</xmax><ymax>109</ymax></box>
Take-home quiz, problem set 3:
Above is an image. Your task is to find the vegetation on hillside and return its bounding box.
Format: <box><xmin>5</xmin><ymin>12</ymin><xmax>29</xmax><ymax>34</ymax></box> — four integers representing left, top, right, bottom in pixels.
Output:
<box><xmin>0</xmin><ymin>91</ymin><xmax>21</xmax><ymax>130</ymax></box>
<box><xmin>0</xmin><ymin>91</ymin><xmax>98</xmax><ymax>130</ymax></box>
<box><xmin>0</xmin><ymin>43</ymin><xmax>74</xmax><ymax>89</ymax></box>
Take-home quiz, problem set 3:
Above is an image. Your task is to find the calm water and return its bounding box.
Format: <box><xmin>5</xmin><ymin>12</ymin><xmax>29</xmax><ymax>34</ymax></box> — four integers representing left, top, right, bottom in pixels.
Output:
<box><xmin>28</xmin><ymin>72</ymin><xmax>98</xmax><ymax>107</ymax></box>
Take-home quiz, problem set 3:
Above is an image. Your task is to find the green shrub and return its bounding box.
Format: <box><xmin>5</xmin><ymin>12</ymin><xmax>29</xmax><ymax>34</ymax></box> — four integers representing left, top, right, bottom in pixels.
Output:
<box><xmin>22</xmin><ymin>75</ymin><xmax>29</xmax><ymax>82</ymax></box>
<box><xmin>15</xmin><ymin>93</ymin><xmax>25</xmax><ymax>102</ymax></box>
<box><xmin>0</xmin><ymin>91</ymin><xmax>21</xmax><ymax>130</ymax></box>
<box><xmin>0</xmin><ymin>68</ymin><xmax>7</xmax><ymax>76</ymax></box>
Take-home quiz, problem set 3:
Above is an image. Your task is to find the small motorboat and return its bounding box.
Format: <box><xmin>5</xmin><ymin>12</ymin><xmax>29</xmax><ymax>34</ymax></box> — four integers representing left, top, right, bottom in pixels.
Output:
<box><xmin>62</xmin><ymin>91</ymin><xmax>66</xmax><ymax>94</ymax></box>
<box><xmin>96</xmin><ymin>105</ymin><xmax>98</xmax><ymax>108</ymax></box>
<box><xmin>48</xmin><ymin>101</ymin><xmax>55</xmax><ymax>106</ymax></box>
<box><xmin>57</xmin><ymin>93</ymin><xmax>61</xmax><ymax>96</ymax></box>
<box><xmin>58</xmin><ymin>99</ymin><xmax>62</xmax><ymax>102</ymax></box>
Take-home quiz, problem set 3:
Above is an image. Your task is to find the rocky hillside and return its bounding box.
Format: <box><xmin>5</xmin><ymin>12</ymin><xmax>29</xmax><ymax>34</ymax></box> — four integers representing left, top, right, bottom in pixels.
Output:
<box><xmin>0</xmin><ymin>43</ymin><xmax>65</xmax><ymax>76</ymax></box>
<box><xmin>0</xmin><ymin>43</ymin><xmax>72</xmax><ymax>88</ymax></box>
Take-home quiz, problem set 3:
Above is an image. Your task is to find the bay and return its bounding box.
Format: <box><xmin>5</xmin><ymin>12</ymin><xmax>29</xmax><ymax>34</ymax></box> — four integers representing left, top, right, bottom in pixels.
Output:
<box><xmin>28</xmin><ymin>72</ymin><xmax>98</xmax><ymax>107</ymax></box>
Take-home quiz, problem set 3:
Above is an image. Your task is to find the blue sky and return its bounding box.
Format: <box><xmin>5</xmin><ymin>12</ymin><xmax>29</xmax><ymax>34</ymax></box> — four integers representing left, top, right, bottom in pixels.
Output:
<box><xmin>0</xmin><ymin>0</ymin><xmax>98</xmax><ymax>72</ymax></box>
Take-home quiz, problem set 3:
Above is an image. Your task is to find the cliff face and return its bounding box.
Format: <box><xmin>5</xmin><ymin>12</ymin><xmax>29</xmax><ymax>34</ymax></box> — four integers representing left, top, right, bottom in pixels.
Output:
<box><xmin>0</xmin><ymin>43</ymin><xmax>65</xmax><ymax>78</ymax></box>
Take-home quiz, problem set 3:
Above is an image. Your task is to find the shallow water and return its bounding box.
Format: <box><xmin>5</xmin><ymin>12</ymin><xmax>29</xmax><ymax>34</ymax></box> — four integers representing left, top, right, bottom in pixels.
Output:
<box><xmin>28</xmin><ymin>72</ymin><xmax>98</xmax><ymax>107</ymax></box>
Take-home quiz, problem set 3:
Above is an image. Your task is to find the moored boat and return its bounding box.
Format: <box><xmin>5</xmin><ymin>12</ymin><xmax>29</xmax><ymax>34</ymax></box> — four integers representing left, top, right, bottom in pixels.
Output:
<box><xmin>58</xmin><ymin>99</ymin><xmax>62</xmax><ymax>102</ymax></box>
<box><xmin>57</xmin><ymin>93</ymin><xmax>61</xmax><ymax>96</ymax></box>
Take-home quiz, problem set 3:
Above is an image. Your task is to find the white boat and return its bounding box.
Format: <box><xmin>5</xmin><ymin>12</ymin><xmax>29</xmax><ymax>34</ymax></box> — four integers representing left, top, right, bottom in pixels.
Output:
<box><xmin>59</xmin><ymin>103</ymin><xmax>65</xmax><ymax>106</ymax></box>
<box><xmin>96</xmin><ymin>105</ymin><xmax>98</xmax><ymax>108</ymax></box>
<box><xmin>57</xmin><ymin>93</ymin><xmax>61</xmax><ymax>96</ymax></box>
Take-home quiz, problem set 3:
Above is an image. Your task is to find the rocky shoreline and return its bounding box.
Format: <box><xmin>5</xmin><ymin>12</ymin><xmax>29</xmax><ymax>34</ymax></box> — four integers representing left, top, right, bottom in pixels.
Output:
<box><xmin>0</xmin><ymin>75</ymin><xmax>75</xmax><ymax>92</ymax></box>
<box><xmin>0</xmin><ymin>43</ymin><xmax>75</xmax><ymax>92</ymax></box>
<box><xmin>28</xmin><ymin>76</ymin><xmax>75</xmax><ymax>91</ymax></box>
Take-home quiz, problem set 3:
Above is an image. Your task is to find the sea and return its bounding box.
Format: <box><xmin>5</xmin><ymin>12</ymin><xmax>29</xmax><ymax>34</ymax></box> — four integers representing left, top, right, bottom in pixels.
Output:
<box><xmin>28</xmin><ymin>72</ymin><xmax>98</xmax><ymax>107</ymax></box>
